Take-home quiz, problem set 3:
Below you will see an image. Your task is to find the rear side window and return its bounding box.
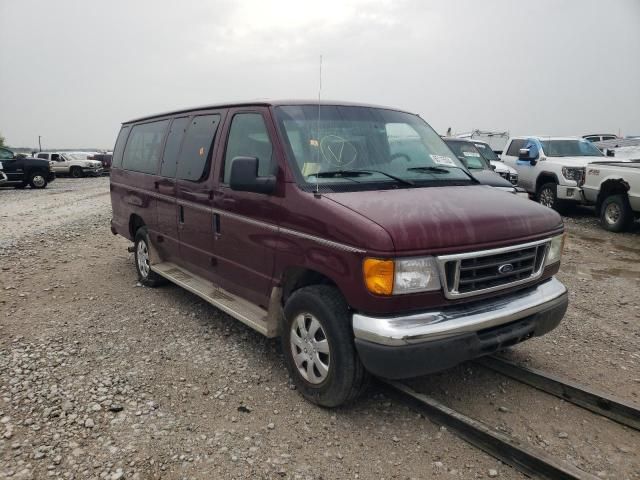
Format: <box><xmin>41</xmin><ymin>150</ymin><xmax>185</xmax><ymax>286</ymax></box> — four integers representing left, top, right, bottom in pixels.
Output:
<box><xmin>176</xmin><ymin>114</ymin><xmax>221</xmax><ymax>182</ymax></box>
<box><xmin>223</xmin><ymin>113</ymin><xmax>273</xmax><ymax>183</ymax></box>
<box><xmin>122</xmin><ymin>120</ymin><xmax>169</xmax><ymax>174</ymax></box>
<box><xmin>37</xmin><ymin>153</ymin><xmax>48</xmax><ymax>159</ymax></box>
<box><xmin>160</xmin><ymin>117</ymin><xmax>190</xmax><ymax>178</ymax></box>
<box><xmin>505</xmin><ymin>139</ymin><xmax>527</xmax><ymax>156</ymax></box>
<box><xmin>111</xmin><ymin>126</ymin><xmax>131</xmax><ymax>169</ymax></box>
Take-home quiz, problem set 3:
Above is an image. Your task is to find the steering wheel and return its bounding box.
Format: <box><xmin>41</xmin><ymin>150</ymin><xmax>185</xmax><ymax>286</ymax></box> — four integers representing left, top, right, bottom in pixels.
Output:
<box><xmin>390</xmin><ymin>152</ymin><xmax>411</xmax><ymax>163</ymax></box>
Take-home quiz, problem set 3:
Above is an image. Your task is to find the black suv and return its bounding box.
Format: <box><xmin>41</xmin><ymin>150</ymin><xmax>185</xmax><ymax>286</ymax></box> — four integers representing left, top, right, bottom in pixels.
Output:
<box><xmin>0</xmin><ymin>147</ymin><xmax>55</xmax><ymax>189</ymax></box>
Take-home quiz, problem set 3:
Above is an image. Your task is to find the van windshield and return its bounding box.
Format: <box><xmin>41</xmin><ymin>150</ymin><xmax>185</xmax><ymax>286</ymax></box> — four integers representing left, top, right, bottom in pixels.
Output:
<box><xmin>540</xmin><ymin>140</ymin><xmax>603</xmax><ymax>157</ymax></box>
<box><xmin>473</xmin><ymin>142</ymin><xmax>499</xmax><ymax>162</ymax></box>
<box><xmin>444</xmin><ymin>141</ymin><xmax>489</xmax><ymax>170</ymax></box>
<box><xmin>274</xmin><ymin>105</ymin><xmax>473</xmax><ymax>189</ymax></box>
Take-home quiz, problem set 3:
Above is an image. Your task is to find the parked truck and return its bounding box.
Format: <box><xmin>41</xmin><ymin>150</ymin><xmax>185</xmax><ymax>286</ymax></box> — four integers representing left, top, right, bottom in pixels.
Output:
<box><xmin>583</xmin><ymin>160</ymin><xmax>640</xmax><ymax>232</ymax></box>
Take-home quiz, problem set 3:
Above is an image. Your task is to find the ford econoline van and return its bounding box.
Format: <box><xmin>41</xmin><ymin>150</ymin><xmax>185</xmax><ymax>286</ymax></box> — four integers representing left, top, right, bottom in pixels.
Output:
<box><xmin>110</xmin><ymin>101</ymin><xmax>568</xmax><ymax>407</ymax></box>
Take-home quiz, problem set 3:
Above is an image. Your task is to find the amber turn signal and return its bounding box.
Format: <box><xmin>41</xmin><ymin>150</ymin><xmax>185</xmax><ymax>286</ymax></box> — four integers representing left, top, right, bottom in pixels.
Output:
<box><xmin>363</xmin><ymin>258</ymin><xmax>394</xmax><ymax>295</ymax></box>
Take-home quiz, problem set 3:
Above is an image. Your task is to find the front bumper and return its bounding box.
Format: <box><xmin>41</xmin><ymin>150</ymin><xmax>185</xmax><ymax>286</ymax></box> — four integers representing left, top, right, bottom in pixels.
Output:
<box><xmin>557</xmin><ymin>185</ymin><xmax>584</xmax><ymax>202</ymax></box>
<box><xmin>353</xmin><ymin>277</ymin><xmax>568</xmax><ymax>379</ymax></box>
<box><xmin>82</xmin><ymin>167</ymin><xmax>103</xmax><ymax>176</ymax></box>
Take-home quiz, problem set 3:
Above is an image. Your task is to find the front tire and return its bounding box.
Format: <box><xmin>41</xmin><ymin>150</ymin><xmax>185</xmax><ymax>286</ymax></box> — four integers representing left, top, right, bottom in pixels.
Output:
<box><xmin>134</xmin><ymin>227</ymin><xmax>165</xmax><ymax>287</ymax></box>
<box><xmin>537</xmin><ymin>182</ymin><xmax>569</xmax><ymax>214</ymax></box>
<box><xmin>282</xmin><ymin>285</ymin><xmax>369</xmax><ymax>407</ymax></box>
<box><xmin>70</xmin><ymin>167</ymin><xmax>83</xmax><ymax>178</ymax></box>
<box><xmin>29</xmin><ymin>172</ymin><xmax>48</xmax><ymax>189</ymax></box>
<box><xmin>600</xmin><ymin>194</ymin><xmax>633</xmax><ymax>232</ymax></box>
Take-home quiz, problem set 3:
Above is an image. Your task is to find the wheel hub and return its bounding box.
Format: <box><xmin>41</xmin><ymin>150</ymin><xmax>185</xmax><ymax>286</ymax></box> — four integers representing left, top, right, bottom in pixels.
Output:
<box><xmin>136</xmin><ymin>241</ymin><xmax>150</xmax><ymax>278</ymax></box>
<box><xmin>605</xmin><ymin>203</ymin><xmax>621</xmax><ymax>224</ymax></box>
<box><xmin>290</xmin><ymin>313</ymin><xmax>330</xmax><ymax>385</ymax></box>
<box><xmin>32</xmin><ymin>175</ymin><xmax>45</xmax><ymax>187</ymax></box>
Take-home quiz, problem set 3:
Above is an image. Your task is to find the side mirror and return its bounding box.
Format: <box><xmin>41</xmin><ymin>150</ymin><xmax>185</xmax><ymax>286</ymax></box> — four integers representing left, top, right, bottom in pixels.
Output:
<box><xmin>229</xmin><ymin>156</ymin><xmax>276</xmax><ymax>194</ymax></box>
<box><xmin>518</xmin><ymin>148</ymin><xmax>530</xmax><ymax>160</ymax></box>
<box><xmin>490</xmin><ymin>163</ymin><xmax>496</xmax><ymax>171</ymax></box>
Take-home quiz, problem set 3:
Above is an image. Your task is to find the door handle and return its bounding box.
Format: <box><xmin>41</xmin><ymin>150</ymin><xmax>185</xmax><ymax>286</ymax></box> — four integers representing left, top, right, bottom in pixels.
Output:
<box><xmin>154</xmin><ymin>181</ymin><xmax>159</xmax><ymax>190</ymax></box>
<box><xmin>179</xmin><ymin>205</ymin><xmax>184</xmax><ymax>224</ymax></box>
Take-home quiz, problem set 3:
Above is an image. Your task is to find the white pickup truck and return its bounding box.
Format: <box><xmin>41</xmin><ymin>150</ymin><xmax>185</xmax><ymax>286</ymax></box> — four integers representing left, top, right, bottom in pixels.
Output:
<box><xmin>501</xmin><ymin>136</ymin><xmax>615</xmax><ymax>212</ymax></box>
<box><xmin>583</xmin><ymin>160</ymin><xmax>640</xmax><ymax>232</ymax></box>
<box><xmin>35</xmin><ymin>152</ymin><xmax>103</xmax><ymax>177</ymax></box>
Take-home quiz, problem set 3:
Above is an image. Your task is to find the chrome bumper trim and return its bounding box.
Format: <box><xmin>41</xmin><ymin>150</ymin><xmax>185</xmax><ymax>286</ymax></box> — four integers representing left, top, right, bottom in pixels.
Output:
<box><xmin>352</xmin><ymin>278</ymin><xmax>567</xmax><ymax>346</ymax></box>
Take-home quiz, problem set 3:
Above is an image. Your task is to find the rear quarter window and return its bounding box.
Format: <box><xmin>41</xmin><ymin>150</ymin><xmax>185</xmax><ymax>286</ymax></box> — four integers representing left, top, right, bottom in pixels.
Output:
<box><xmin>122</xmin><ymin>120</ymin><xmax>169</xmax><ymax>174</ymax></box>
<box><xmin>111</xmin><ymin>126</ymin><xmax>131</xmax><ymax>169</ymax></box>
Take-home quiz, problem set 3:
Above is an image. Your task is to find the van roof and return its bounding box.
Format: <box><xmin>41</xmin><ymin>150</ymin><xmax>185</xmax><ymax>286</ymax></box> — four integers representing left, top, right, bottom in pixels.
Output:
<box><xmin>124</xmin><ymin>99</ymin><xmax>414</xmax><ymax>124</ymax></box>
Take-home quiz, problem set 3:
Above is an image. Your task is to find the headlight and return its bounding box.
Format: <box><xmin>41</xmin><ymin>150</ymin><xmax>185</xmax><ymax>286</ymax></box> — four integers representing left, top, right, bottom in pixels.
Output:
<box><xmin>561</xmin><ymin>167</ymin><xmax>585</xmax><ymax>184</ymax></box>
<box><xmin>363</xmin><ymin>257</ymin><xmax>441</xmax><ymax>295</ymax></box>
<box><xmin>544</xmin><ymin>234</ymin><xmax>566</xmax><ymax>266</ymax></box>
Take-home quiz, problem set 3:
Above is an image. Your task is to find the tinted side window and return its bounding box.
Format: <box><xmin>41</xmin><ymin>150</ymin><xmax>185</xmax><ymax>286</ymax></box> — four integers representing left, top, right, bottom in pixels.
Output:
<box><xmin>506</xmin><ymin>139</ymin><xmax>526</xmax><ymax>156</ymax></box>
<box><xmin>36</xmin><ymin>153</ymin><xmax>48</xmax><ymax>160</ymax></box>
<box><xmin>160</xmin><ymin>117</ymin><xmax>190</xmax><ymax>178</ymax></box>
<box><xmin>176</xmin><ymin>114</ymin><xmax>220</xmax><ymax>182</ymax></box>
<box><xmin>223</xmin><ymin>113</ymin><xmax>273</xmax><ymax>183</ymax></box>
<box><xmin>112</xmin><ymin>126</ymin><xmax>131</xmax><ymax>169</ymax></box>
<box><xmin>0</xmin><ymin>148</ymin><xmax>13</xmax><ymax>159</ymax></box>
<box><xmin>122</xmin><ymin>120</ymin><xmax>168</xmax><ymax>174</ymax></box>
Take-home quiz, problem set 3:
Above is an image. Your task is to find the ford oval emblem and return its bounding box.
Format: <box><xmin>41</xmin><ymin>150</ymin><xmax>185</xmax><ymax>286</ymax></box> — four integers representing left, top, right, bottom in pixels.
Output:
<box><xmin>498</xmin><ymin>263</ymin><xmax>514</xmax><ymax>274</ymax></box>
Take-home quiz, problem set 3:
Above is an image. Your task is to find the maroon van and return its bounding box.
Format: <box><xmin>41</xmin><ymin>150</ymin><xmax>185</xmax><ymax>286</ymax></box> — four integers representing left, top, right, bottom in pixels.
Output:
<box><xmin>109</xmin><ymin>101</ymin><xmax>568</xmax><ymax>407</ymax></box>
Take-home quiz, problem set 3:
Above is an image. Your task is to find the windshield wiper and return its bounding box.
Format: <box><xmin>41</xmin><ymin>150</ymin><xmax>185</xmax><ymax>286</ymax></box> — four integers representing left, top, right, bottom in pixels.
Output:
<box><xmin>407</xmin><ymin>165</ymin><xmax>477</xmax><ymax>182</ymax></box>
<box><xmin>316</xmin><ymin>169</ymin><xmax>414</xmax><ymax>186</ymax></box>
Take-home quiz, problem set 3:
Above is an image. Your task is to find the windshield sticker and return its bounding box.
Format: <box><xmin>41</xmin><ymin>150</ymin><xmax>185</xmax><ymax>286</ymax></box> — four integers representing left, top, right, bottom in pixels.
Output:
<box><xmin>302</xmin><ymin>162</ymin><xmax>321</xmax><ymax>176</ymax></box>
<box><xmin>320</xmin><ymin>135</ymin><xmax>358</xmax><ymax>167</ymax></box>
<box><xmin>430</xmin><ymin>154</ymin><xmax>456</xmax><ymax>166</ymax></box>
<box><xmin>463</xmin><ymin>152</ymin><xmax>481</xmax><ymax>157</ymax></box>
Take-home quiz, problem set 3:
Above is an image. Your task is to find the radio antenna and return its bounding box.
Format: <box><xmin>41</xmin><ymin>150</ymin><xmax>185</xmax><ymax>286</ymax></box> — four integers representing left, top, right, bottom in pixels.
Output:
<box><xmin>315</xmin><ymin>55</ymin><xmax>323</xmax><ymax>196</ymax></box>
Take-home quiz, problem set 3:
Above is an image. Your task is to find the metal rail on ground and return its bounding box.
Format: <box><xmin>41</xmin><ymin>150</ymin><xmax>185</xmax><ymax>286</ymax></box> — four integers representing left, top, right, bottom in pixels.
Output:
<box><xmin>475</xmin><ymin>355</ymin><xmax>640</xmax><ymax>431</ymax></box>
<box><xmin>385</xmin><ymin>380</ymin><xmax>599</xmax><ymax>480</ymax></box>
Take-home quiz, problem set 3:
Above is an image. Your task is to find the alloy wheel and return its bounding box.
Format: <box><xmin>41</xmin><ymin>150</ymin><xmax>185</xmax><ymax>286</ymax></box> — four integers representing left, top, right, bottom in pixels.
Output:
<box><xmin>32</xmin><ymin>175</ymin><xmax>46</xmax><ymax>187</ymax></box>
<box><xmin>136</xmin><ymin>240</ymin><xmax>150</xmax><ymax>278</ymax></box>
<box><xmin>539</xmin><ymin>188</ymin><xmax>555</xmax><ymax>208</ymax></box>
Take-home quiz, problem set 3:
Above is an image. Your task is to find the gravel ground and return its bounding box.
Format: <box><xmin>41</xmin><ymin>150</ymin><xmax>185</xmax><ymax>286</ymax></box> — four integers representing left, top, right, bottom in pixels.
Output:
<box><xmin>0</xmin><ymin>178</ymin><xmax>638</xmax><ymax>479</ymax></box>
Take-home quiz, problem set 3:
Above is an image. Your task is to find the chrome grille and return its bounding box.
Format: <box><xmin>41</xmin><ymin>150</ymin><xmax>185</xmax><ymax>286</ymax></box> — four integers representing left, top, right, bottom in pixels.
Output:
<box><xmin>437</xmin><ymin>239</ymin><xmax>549</xmax><ymax>299</ymax></box>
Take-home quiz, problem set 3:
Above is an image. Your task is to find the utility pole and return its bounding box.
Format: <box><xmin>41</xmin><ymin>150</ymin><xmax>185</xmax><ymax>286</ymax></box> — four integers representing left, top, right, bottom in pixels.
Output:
<box><xmin>38</xmin><ymin>136</ymin><xmax>42</xmax><ymax>152</ymax></box>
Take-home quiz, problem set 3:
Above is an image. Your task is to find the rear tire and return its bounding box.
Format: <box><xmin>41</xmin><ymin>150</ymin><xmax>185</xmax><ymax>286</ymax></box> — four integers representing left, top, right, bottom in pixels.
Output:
<box><xmin>70</xmin><ymin>167</ymin><xmax>83</xmax><ymax>178</ymax></box>
<box><xmin>600</xmin><ymin>194</ymin><xmax>633</xmax><ymax>232</ymax></box>
<box><xmin>29</xmin><ymin>172</ymin><xmax>48</xmax><ymax>189</ymax></box>
<box><xmin>281</xmin><ymin>285</ymin><xmax>369</xmax><ymax>407</ymax></box>
<box><xmin>134</xmin><ymin>227</ymin><xmax>166</xmax><ymax>287</ymax></box>
<box><xmin>536</xmin><ymin>182</ymin><xmax>569</xmax><ymax>214</ymax></box>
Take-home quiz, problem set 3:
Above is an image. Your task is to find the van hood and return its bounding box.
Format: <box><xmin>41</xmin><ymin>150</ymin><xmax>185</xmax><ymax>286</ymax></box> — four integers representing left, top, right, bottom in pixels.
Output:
<box><xmin>469</xmin><ymin>169</ymin><xmax>513</xmax><ymax>188</ymax></box>
<box><xmin>323</xmin><ymin>186</ymin><xmax>563</xmax><ymax>253</ymax></box>
<box><xmin>490</xmin><ymin>160</ymin><xmax>516</xmax><ymax>174</ymax></box>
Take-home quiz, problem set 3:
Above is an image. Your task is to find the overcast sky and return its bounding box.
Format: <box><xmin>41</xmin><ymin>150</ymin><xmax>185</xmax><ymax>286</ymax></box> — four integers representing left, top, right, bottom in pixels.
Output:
<box><xmin>1</xmin><ymin>0</ymin><xmax>639</xmax><ymax>149</ymax></box>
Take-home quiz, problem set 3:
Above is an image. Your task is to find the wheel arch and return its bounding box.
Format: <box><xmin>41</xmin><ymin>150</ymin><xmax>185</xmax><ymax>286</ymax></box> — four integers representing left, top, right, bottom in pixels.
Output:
<box><xmin>596</xmin><ymin>178</ymin><xmax>630</xmax><ymax>212</ymax></box>
<box><xmin>128</xmin><ymin>214</ymin><xmax>146</xmax><ymax>238</ymax></box>
<box><xmin>280</xmin><ymin>267</ymin><xmax>340</xmax><ymax>305</ymax></box>
<box><xmin>535</xmin><ymin>171</ymin><xmax>559</xmax><ymax>192</ymax></box>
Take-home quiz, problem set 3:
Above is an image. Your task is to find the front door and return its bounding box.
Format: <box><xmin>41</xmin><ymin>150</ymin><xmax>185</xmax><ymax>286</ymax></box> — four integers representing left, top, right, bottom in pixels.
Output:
<box><xmin>0</xmin><ymin>148</ymin><xmax>22</xmax><ymax>183</ymax></box>
<box><xmin>212</xmin><ymin>108</ymin><xmax>280</xmax><ymax>308</ymax></box>
<box><xmin>175</xmin><ymin>113</ymin><xmax>223</xmax><ymax>283</ymax></box>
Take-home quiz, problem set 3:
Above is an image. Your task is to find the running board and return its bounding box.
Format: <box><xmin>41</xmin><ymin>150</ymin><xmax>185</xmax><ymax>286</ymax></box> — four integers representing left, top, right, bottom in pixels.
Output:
<box><xmin>151</xmin><ymin>261</ymin><xmax>277</xmax><ymax>337</ymax></box>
